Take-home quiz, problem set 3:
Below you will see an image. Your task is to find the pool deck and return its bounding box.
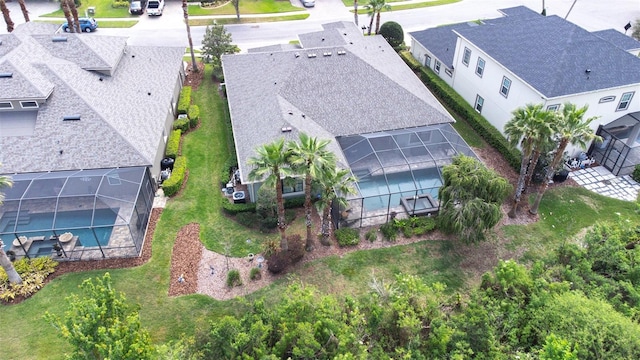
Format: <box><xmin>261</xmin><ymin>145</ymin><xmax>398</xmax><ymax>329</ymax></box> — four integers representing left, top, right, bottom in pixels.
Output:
<box><xmin>568</xmin><ymin>166</ymin><xmax>640</xmax><ymax>202</ymax></box>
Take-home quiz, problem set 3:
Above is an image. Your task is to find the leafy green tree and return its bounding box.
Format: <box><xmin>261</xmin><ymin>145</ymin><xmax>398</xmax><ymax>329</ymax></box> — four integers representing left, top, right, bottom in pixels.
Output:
<box><xmin>248</xmin><ymin>138</ymin><xmax>294</xmax><ymax>250</ymax></box>
<box><xmin>539</xmin><ymin>334</ymin><xmax>578</xmax><ymax>360</ymax></box>
<box><xmin>0</xmin><ymin>169</ymin><xmax>21</xmax><ymax>285</ymax></box>
<box><xmin>45</xmin><ymin>273</ymin><xmax>155</xmax><ymax>360</ymax></box>
<box><xmin>530</xmin><ymin>103</ymin><xmax>600</xmax><ymax>214</ymax></box>
<box><xmin>364</xmin><ymin>0</ymin><xmax>391</xmax><ymax>35</ymax></box>
<box><xmin>438</xmin><ymin>155</ymin><xmax>512</xmax><ymax>243</ymax></box>
<box><xmin>378</xmin><ymin>21</ymin><xmax>404</xmax><ymax>49</ymax></box>
<box><xmin>201</xmin><ymin>22</ymin><xmax>240</xmax><ymax>80</ymax></box>
<box><xmin>315</xmin><ymin>166</ymin><xmax>357</xmax><ymax>246</ymax></box>
<box><xmin>504</xmin><ymin>104</ymin><xmax>553</xmax><ymax>218</ymax></box>
<box><xmin>288</xmin><ymin>133</ymin><xmax>336</xmax><ymax>251</ymax></box>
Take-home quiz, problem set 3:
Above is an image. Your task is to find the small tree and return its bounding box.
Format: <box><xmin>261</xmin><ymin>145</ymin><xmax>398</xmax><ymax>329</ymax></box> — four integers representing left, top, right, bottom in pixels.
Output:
<box><xmin>45</xmin><ymin>273</ymin><xmax>154</xmax><ymax>360</ymax></box>
<box><xmin>438</xmin><ymin>155</ymin><xmax>512</xmax><ymax>243</ymax></box>
<box><xmin>201</xmin><ymin>22</ymin><xmax>240</xmax><ymax>80</ymax></box>
<box><xmin>379</xmin><ymin>21</ymin><xmax>404</xmax><ymax>49</ymax></box>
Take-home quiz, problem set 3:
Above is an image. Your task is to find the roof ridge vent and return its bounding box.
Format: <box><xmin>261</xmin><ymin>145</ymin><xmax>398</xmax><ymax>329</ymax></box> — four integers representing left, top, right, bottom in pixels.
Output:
<box><xmin>281</xmin><ymin>126</ymin><xmax>293</xmax><ymax>133</ymax></box>
<box><xmin>63</xmin><ymin>115</ymin><xmax>81</xmax><ymax>121</ymax></box>
<box><xmin>323</xmin><ymin>52</ymin><xmax>332</xmax><ymax>56</ymax></box>
<box><xmin>337</xmin><ymin>50</ymin><xmax>346</xmax><ymax>55</ymax></box>
<box><xmin>52</xmin><ymin>36</ymin><xmax>68</xmax><ymax>43</ymax></box>
<box><xmin>307</xmin><ymin>53</ymin><xmax>317</xmax><ymax>58</ymax></box>
<box><xmin>0</xmin><ymin>72</ymin><xmax>13</xmax><ymax>78</ymax></box>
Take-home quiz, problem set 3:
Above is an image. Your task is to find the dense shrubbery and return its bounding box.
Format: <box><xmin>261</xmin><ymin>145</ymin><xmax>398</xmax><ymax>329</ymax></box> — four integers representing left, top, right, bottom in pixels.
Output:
<box><xmin>162</xmin><ymin>156</ymin><xmax>186</xmax><ymax>197</ymax></box>
<box><xmin>165</xmin><ymin>129</ymin><xmax>181</xmax><ymax>159</ymax></box>
<box><xmin>380</xmin><ymin>222</ymin><xmax>398</xmax><ymax>241</ymax></box>
<box><xmin>0</xmin><ymin>257</ymin><xmax>58</xmax><ymax>302</ymax></box>
<box><xmin>177</xmin><ymin>86</ymin><xmax>192</xmax><ymax>115</ymax></box>
<box><xmin>111</xmin><ymin>0</ymin><xmax>128</xmax><ymax>8</ymax></box>
<box><xmin>188</xmin><ymin>105</ymin><xmax>200</xmax><ymax>128</ymax></box>
<box><xmin>379</xmin><ymin>21</ymin><xmax>404</xmax><ymax>49</ymax></box>
<box><xmin>335</xmin><ymin>228</ymin><xmax>360</xmax><ymax>247</ymax></box>
<box><xmin>399</xmin><ymin>51</ymin><xmax>521</xmax><ymax>171</ymax></box>
<box><xmin>393</xmin><ymin>216</ymin><xmax>437</xmax><ymax>237</ymax></box>
<box><xmin>172</xmin><ymin>118</ymin><xmax>190</xmax><ymax>132</ymax></box>
<box><xmin>633</xmin><ymin>164</ymin><xmax>640</xmax><ymax>183</ymax></box>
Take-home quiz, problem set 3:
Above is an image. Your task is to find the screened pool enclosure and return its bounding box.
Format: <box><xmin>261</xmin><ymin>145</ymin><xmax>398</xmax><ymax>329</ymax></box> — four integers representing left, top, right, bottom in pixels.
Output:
<box><xmin>0</xmin><ymin>167</ymin><xmax>154</xmax><ymax>260</ymax></box>
<box><xmin>335</xmin><ymin>124</ymin><xmax>477</xmax><ymax>228</ymax></box>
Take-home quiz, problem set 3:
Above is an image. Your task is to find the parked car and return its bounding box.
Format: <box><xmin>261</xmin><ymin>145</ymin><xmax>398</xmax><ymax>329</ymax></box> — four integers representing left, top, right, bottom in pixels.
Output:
<box><xmin>129</xmin><ymin>0</ymin><xmax>147</xmax><ymax>15</ymax></box>
<box><xmin>146</xmin><ymin>0</ymin><xmax>165</xmax><ymax>16</ymax></box>
<box><xmin>61</xmin><ymin>18</ymin><xmax>98</xmax><ymax>33</ymax></box>
<box><xmin>300</xmin><ymin>0</ymin><xmax>315</xmax><ymax>7</ymax></box>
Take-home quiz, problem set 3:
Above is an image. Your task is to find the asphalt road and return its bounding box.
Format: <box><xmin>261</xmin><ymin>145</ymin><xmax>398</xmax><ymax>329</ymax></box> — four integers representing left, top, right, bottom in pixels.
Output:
<box><xmin>2</xmin><ymin>0</ymin><xmax>639</xmax><ymax>50</ymax></box>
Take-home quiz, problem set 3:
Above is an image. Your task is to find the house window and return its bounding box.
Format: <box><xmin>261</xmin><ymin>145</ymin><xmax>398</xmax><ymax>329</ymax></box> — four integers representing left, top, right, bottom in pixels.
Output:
<box><xmin>434</xmin><ymin>60</ymin><xmax>441</xmax><ymax>74</ymax></box>
<box><xmin>20</xmin><ymin>101</ymin><xmax>38</xmax><ymax>109</ymax></box>
<box><xmin>617</xmin><ymin>92</ymin><xmax>635</xmax><ymax>111</ymax></box>
<box><xmin>445</xmin><ymin>68</ymin><xmax>453</xmax><ymax>77</ymax></box>
<box><xmin>475</xmin><ymin>58</ymin><xmax>485</xmax><ymax>77</ymax></box>
<box><xmin>599</xmin><ymin>95</ymin><xmax>616</xmax><ymax>103</ymax></box>
<box><xmin>500</xmin><ymin>77</ymin><xmax>511</xmax><ymax>97</ymax></box>
<box><xmin>462</xmin><ymin>47</ymin><xmax>471</xmax><ymax>66</ymax></box>
<box><xmin>546</xmin><ymin>104</ymin><xmax>560</xmax><ymax>111</ymax></box>
<box><xmin>474</xmin><ymin>95</ymin><xmax>484</xmax><ymax>113</ymax></box>
<box><xmin>0</xmin><ymin>102</ymin><xmax>12</xmax><ymax>109</ymax></box>
<box><xmin>282</xmin><ymin>178</ymin><xmax>303</xmax><ymax>194</ymax></box>
<box><xmin>425</xmin><ymin>55</ymin><xmax>431</xmax><ymax>68</ymax></box>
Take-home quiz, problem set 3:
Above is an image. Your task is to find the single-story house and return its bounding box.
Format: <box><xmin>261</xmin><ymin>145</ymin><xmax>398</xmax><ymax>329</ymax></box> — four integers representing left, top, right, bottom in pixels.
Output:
<box><xmin>0</xmin><ymin>22</ymin><xmax>185</xmax><ymax>259</ymax></box>
<box><xmin>222</xmin><ymin>22</ymin><xmax>477</xmax><ymax>227</ymax></box>
<box><xmin>410</xmin><ymin>6</ymin><xmax>640</xmax><ymax>175</ymax></box>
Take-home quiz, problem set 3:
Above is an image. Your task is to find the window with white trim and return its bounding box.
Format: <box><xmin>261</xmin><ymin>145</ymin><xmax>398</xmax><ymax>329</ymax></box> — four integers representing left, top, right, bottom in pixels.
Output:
<box><xmin>475</xmin><ymin>58</ymin><xmax>485</xmax><ymax>77</ymax></box>
<box><xmin>546</xmin><ymin>104</ymin><xmax>560</xmax><ymax>111</ymax></box>
<box><xmin>462</xmin><ymin>47</ymin><xmax>471</xmax><ymax>66</ymax></box>
<box><xmin>445</xmin><ymin>69</ymin><xmax>453</xmax><ymax>77</ymax></box>
<box><xmin>20</xmin><ymin>101</ymin><xmax>38</xmax><ymax>109</ymax></box>
<box><xmin>0</xmin><ymin>102</ymin><xmax>12</xmax><ymax>109</ymax></box>
<box><xmin>617</xmin><ymin>92</ymin><xmax>634</xmax><ymax>111</ymax></box>
<box><xmin>474</xmin><ymin>95</ymin><xmax>484</xmax><ymax>113</ymax></box>
<box><xmin>500</xmin><ymin>76</ymin><xmax>511</xmax><ymax>97</ymax></box>
<box><xmin>282</xmin><ymin>178</ymin><xmax>303</xmax><ymax>194</ymax></box>
<box><xmin>434</xmin><ymin>60</ymin><xmax>441</xmax><ymax>74</ymax></box>
<box><xmin>599</xmin><ymin>95</ymin><xmax>615</xmax><ymax>103</ymax></box>
<box><xmin>425</xmin><ymin>55</ymin><xmax>431</xmax><ymax>68</ymax></box>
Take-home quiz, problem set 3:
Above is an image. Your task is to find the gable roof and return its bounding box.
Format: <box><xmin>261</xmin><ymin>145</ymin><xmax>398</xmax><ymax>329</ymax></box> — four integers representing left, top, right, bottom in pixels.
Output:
<box><xmin>409</xmin><ymin>23</ymin><xmax>475</xmax><ymax>69</ymax></box>
<box><xmin>0</xmin><ymin>23</ymin><xmax>184</xmax><ymax>174</ymax></box>
<box><xmin>222</xmin><ymin>22</ymin><xmax>454</xmax><ymax>181</ymax></box>
<box><xmin>592</xmin><ymin>29</ymin><xmax>640</xmax><ymax>52</ymax></box>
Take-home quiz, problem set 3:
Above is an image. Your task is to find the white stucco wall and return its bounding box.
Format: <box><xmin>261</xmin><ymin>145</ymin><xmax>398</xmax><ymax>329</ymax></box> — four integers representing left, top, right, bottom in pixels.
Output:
<box><xmin>409</xmin><ymin>38</ymin><xmax>454</xmax><ymax>87</ymax></box>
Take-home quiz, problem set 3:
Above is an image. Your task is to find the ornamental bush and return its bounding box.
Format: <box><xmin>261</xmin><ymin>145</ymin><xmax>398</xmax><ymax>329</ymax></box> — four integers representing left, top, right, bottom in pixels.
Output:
<box><xmin>188</xmin><ymin>105</ymin><xmax>200</xmax><ymax>128</ymax></box>
<box><xmin>226</xmin><ymin>269</ymin><xmax>242</xmax><ymax>287</ymax></box>
<box><xmin>172</xmin><ymin>118</ymin><xmax>190</xmax><ymax>132</ymax></box>
<box><xmin>379</xmin><ymin>21</ymin><xmax>404</xmax><ymax>49</ymax></box>
<box><xmin>162</xmin><ymin>156</ymin><xmax>186</xmax><ymax>197</ymax></box>
<box><xmin>165</xmin><ymin>129</ymin><xmax>181</xmax><ymax>159</ymax></box>
<box><xmin>177</xmin><ymin>86</ymin><xmax>192</xmax><ymax>115</ymax></box>
<box><xmin>0</xmin><ymin>257</ymin><xmax>58</xmax><ymax>302</ymax></box>
<box><xmin>335</xmin><ymin>228</ymin><xmax>360</xmax><ymax>247</ymax></box>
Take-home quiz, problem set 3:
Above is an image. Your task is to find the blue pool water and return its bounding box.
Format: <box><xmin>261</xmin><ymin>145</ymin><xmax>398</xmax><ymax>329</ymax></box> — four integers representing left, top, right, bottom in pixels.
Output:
<box><xmin>358</xmin><ymin>169</ymin><xmax>442</xmax><ymax>212</ymax></box>
<box><xmin>2</xmin><ymin>209</ymin><xmax>118</xmax><ymax>247</ymax></box>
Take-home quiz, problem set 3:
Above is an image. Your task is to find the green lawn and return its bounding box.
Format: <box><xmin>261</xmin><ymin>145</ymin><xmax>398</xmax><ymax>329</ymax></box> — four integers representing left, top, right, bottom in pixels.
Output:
<box><xmin>189</xmin><ymin>13</ymin><xmax>309</xmax><ymax>26</ymax></box>
<box><xmin>345</xmin><ymin>0</ymin><xmax>461</xmax><ymax>11</ymax></box>
<box><xmin>188</xmin><ymin>0</ymin><xmax>303</xmax><ymax>16</ymax></box>
<box><xmin>36</xmin><ymin>19</ymin><xmax>138</xmax><ymax>28</ymax></box>
<box><xmin>40</xmin><ymin>0</ymin><xmax>132</xmax><ymax>18</ymax></box>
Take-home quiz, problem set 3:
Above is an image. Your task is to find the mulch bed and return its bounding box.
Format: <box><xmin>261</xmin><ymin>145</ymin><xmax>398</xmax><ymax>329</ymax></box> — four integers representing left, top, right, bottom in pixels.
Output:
<box><xmin>184</xmin><ymin>61</ymin><xmax>205</xmax><ymax>90</ymax></box>
<box><xmin>168</xmin><ymin>223</ymin><xmax>202</xmax><ymax>296</ymax></box>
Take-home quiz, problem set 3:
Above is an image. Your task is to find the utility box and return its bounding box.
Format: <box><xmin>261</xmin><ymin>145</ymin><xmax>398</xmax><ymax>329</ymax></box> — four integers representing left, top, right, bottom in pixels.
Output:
<box><xmin>87</xmin><ymin>7</ymin><xmax>95</xmax><ymax>16</ymax></box>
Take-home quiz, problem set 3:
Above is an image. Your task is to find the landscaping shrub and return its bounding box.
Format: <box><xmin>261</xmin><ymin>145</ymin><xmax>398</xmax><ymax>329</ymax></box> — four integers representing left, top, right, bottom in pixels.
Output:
<box><xmin>259</xmin><ymin>216</ymin><xmax>278</xmax><ymax>231</ymax></box>
<box><xmin>162</xmin><ymin>156</ymin><xmax>186</xmax><ymax>197</ymax></box>
<box><xmin>412</xmin><ymin>217</ymin><xmax>437</xmax><ymax>236</ymax></box>
<box><xmin>177</xmin><ymin>86</ymin><xmax>192</xmax><ymax>115</ymax></box>
<box><xmin>165</xmin><ymin>129</ymin><xmax>181</xmax><ymax>160</ymax></box>
<box><xmin>335</xmin><ymin>228</ymin><xmax>360</xmax><ymax>247</ymax></box>
<box><xmin>365</xmin><ymin>228</ymin><xmax>378</xmax><ymax>242</ymax></box>
<box><xmin>172</xmin><ymin>118</ymin><xmax>190</xmax><ymax>132</ymax></box>
<box><xmin>262</xmin><ymin>238</ymin><xmax>280</xmax><ymax>258</ymax></box>
<box><xmin>380</xmin><ymin>222</ymin><xmax>398</xmax><ymax>242</ymax></box>
<box><xmin>632</xmin><ymin>164</ymin><xmax>640</xmax><ymax>183</ymax></box>
<box><xmin>226</xmin><ymin>269</ymin><xmax>242</xmax><ymax>287</ymax></box>
<box><xmin>399</xmin><ymin>51</ymin><xmax>521</xmax><ymax>171</ymax></box>
<box><xmin>249</xmin><ymin>267</ymin><xmax>261</xmax><ymax>281</ymax></box>
<box><xmin>111</xmin><ymin>0</ymin><xmax>128</xmax><ymax>8</ymax></box>
<box><xmin>235</xmin><ymin>212</ymin><xmax>258</xmax><ymax>228</ymax></box>
<box><xmin>284</xmin><ymin>196</ymin><xmax>305</xmax><ymax>209</ymax></box>
<box><xmin>393</xmin><ymin>216</ymin><xmax>437</xmax><ymax>238</ymax></box>
<box><xmin>379</xmin><ymin>21</ymin><xmax>404</xmax><ymax>49</ymax></box>
<box><xmin>267</xmin><ymin>251</ymin><xmax>290</xmax><ymax>274</ymax></box>
<box><xmin>0</xmin><ymin>257</ymin><xmax>58</xmax><ymax>302</ymax></box>
<box><xmin>221</xmin><ymin>202</ymin><xmax>256</xmax><ymax>215</ymax></box>
<box><xmin>288</xmin><ymin>234</ymin><xmax>305</xmax><ymax>263</ymax></box>
<box><xmin>188</xmin><ymin>105</ymin><xmax>200</xmax><ymax>128</ymax></box>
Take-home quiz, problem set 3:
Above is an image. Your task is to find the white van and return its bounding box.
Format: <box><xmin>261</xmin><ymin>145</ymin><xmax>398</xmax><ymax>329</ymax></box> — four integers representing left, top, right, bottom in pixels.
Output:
<box><xmin>147</xmin><ymin>0</ymin><xmax>164</xmax><ymax>16</ymax></box>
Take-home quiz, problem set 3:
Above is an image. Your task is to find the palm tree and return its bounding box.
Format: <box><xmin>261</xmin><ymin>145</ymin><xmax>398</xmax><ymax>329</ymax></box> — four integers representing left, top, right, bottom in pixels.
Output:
<box><xmin>61</xmin><ymin>0</ymin><xmax>74</xmax><ymax>33</ymax></box>
<box><xmin>0</xmin><ymin>170</ymin><xmax>21</xmax><ymax>285</ymax></box>
<box><xmin>504</xmin><ymin>104</ymin><xmax>553</xmax><ymax>218</ymax></box>
<box><xmin>529</xmin><ymin>103</ymin><xmax>600</xmax><ymax>214</ymax></box>
<box><xmin>288</xmin><ymin>133</ymin><xmax>336</xmax><ymax>251</ymax></box>
<box><xmin>315</xmin><ymin>167</ymin><xmax>357</xmax><ymax>246</ymax></box>
<box><xmin>17</xmin><ymin>0</ymin><xmax>29</xmax><ymax>22</ymax></box>
<box><xmin>364</xmin><ymin>0</ymin><xmax>390</xmax><ymax>35</ymax></box>
<box><xmin>67</xmin><ymin>0</ymin><xmax>81</xmax><ymax>33</ymax></box>
<box><xmin>248</xmin><ymin>139</ymin><xmax>293</xmax><ymax>251</ymax></box>
<box><xmin>182</xmin><ymin>0</ymin><xmax>198</xmax><ymax>73</ymax></box>
<box><xmin>0</xmin><ymin>0</ymin><xmax>14</xmax><ymax>33</ymax></box>
<box><xmin>354</xmin><ymin>0</ymin><xmax>359</xmax><ymax>27</ymax></box>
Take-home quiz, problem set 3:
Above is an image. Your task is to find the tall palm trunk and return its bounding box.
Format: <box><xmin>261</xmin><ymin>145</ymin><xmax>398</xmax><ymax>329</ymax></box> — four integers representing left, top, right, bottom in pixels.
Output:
<box><xmin>68</xmin><ymin>0</ymin><xmax>81</xmax><ymax>33</ymax></box>
<box><xmin>523</xmin><ymin>149</ymin><xmax>542</xmax><ymax>192</ymax></box>
<box><xmin>367</xmin><ymin>13</ymin><xmax>374</xmax><ymax>35</ymax></box>
<box><xmin>530</xmin><ymin>139</ymin><xmax>568</xmax><ymax>214</ymax></box>
<box><xmin>304</xmin><ymin>174</ymin><xmax>314</xmax><ymax>251</ymax></box>
<box><xmin>354</xmin><ymin>0</ymin><xmax>358</xmax><ymax>26</ymax></box>
<box><xmin>182</xmin><ymin>0</ymin><xmax>198</xmax><ymax>73</ymax></box>
<box><xmin>320</xmin><ymin>203</ymin><xmax>332</xmax><ymax>246</ymax></box>
<box><xmin>18</xmin><ymin>0</ymin><xmax>29</xmax><ymax>22</ymax></box>
<box><xmin>0</xmin><ymin>242</ymin><xmax>22</xmax><ymax>285</ymax></box>
<box><xmin>276</xmin><ymin>178</ymin><xmax>288</xmax><ymax>251</ymax></box>
<box><xmin>61</xmin><ymin>0</ymin><xmax>74</xmax><ymax>33</ymax></box>
<box><xmin>508</xmin><ymin>154</ymin><xmax>531</xmax><ymax>218</ymax></box>
<box><xmin>375</xmin><ymin>11</ymin><xmax>382</xmax><ymax>34</ymax></box>
<box><xmin>0</xmin><ymin>0</ymin><xmax>14</xmax><ymax>33</ymax></box>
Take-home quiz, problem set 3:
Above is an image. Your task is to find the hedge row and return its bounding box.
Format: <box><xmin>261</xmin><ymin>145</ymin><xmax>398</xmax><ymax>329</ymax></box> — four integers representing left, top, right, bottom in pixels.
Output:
<box><xmin>399</xmin><ymin>51</ymin><xmax>521</xmax><ymax>171</ymax></box>
<box><xmin>188</xmin><ymin>105</ymin><xmax>200</xmax><ymax>128</ymax></box>
<box><xmin>173</xmin><ymin>118</ymin><xmax>190</xmax><ymax>132</ymax></box>
<box><xmin>177</xmin><ymin>86</ymin><xmax>192</xmax><ymax>115</ymax></box>
<box><xmin>221</xmin><ymin>195</ymin><xmax>305</xmax><ymax>215</ymax></box>
<box><xmin>165</xmin><ymin>129</ymin><xmax>181</xmax><ymax>159</ymax></box>
<box><xmin>162</xmin><ymin>156</ymin><xmax>186</xmax><ymax>197</ymax></box>
<box><xmin>111</xmin><ymin>0</ymin><xmax>128</xmax><ymax>8</ymax></box>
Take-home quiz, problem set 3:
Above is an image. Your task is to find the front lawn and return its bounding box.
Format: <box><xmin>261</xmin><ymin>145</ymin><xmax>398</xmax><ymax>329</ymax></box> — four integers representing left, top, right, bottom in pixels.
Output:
<box><xmin>40</xmin><ymin>0</ymin><xmax>132</xmax><ymax>18</ymax></box>
<box><xmin>189</xmin><ymin>13</ymin><xmax>309</xmax><ymax>26</ymax></box>
<box><xmin>188</xmin><ymin>0</ymin><xmax>303</xmax><ymax>16</ymax></box>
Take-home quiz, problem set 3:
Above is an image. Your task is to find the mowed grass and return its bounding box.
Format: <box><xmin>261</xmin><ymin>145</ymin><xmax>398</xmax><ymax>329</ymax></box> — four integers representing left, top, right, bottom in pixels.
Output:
<box><xmin>188</xmin><ymin>0</ymin><xmax>303</xmax><ymax>16</ymax></box>
<box><xmin>36</xmin><ymin>19</ymin><xmax>138</xmax><ymax>28</ymax></box>
<box><xmin>346</xmin><ymin>0</ymin><xmax>461</xmax><ymax>11</ymax></box>
<box><xmin>40</xmin><ymin>0</ymin><xmax>132</xmax><ymax>18</ymax></box>
<box><xmin>189</xmin><ymin>13</ymin><xmax>309</xmax><ymax>26</ymax></box>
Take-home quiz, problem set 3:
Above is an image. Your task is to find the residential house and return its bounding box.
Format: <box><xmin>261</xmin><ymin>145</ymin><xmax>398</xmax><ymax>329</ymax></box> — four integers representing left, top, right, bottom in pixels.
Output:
<box><xmin>0</xmin><ymin>22</ymin><xmax>185</xmax><ymax>259</ymax></box>
<box><xmin>410</xmin><ymin>6</ymin><xmax>640</xmax><ymax>175</ymax></box>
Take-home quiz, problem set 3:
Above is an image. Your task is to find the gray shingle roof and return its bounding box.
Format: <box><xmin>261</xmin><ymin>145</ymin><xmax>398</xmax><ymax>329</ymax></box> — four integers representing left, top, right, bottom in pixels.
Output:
<box><xmin>409</xmin><ymin>23</ymin><xmax>475</xmax><ymax>69</ymax></box>
<box><xmin>0</xmin><ymin>23</ymin><xmax>184</xmax><ymax>174</ymax></box>
<box><xmin>592</xmin><ymin>29</ymin><xmax>640</xmax><ymax>52</ymax></box>
<box><xmin>32</xmin><ymin>34</ymin><xmax>127</xmax><ymax>73</ymax></box>
<box><xmin>0</xmin><ymin>60</ymin><xmax>53</xmax><ymax>100</ymax></box>
<box><xmin>454</xmin><ymin>14</ymin><xmax>640</xmax><ymax>97</ymax></box>
<box><xmin>223</xmin><ymin>22</ymin><xmax>454</xmax><ymax>181</ymax></box>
